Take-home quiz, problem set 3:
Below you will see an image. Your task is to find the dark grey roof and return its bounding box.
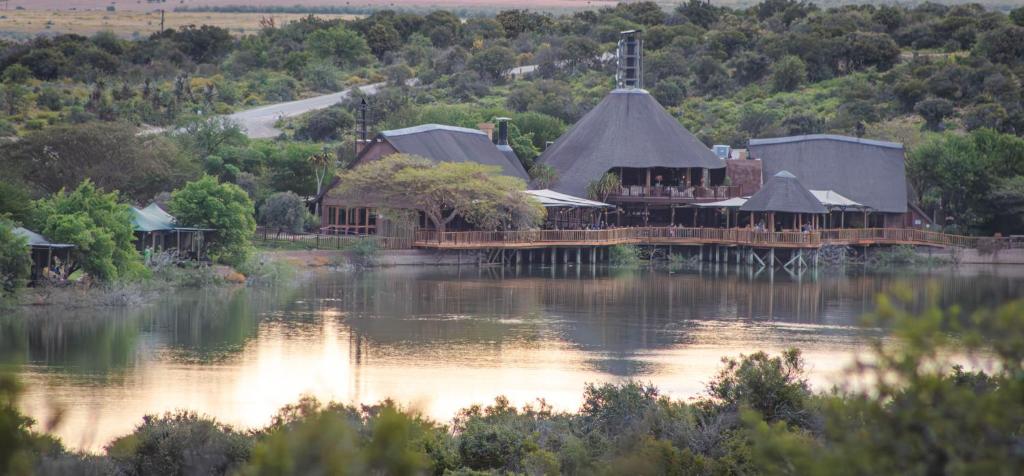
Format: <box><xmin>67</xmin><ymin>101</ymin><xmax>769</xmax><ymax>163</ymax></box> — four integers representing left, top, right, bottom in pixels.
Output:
<box><xmin>537</xmin><ymin>89</ymin><xmax>724</xmax><ymax>197</ymax></box>
<box><xmin>740</xmin><ymin>171</ymin><xmax>827</xmax><ymax>214</ymax></box>
<box><xmin>496</xmin><ymin>144</ymin><xmax>520</xmax><ymax>170</ymax></box>
<box><xmin>379</xmin><ymin>124</ymin><xmax>529</xmax><ymax>180</ymax></box>
<box><xmin>749</xmin><ymin>134</ymin><xmax>908</xmax><ymax>213</ymax></box>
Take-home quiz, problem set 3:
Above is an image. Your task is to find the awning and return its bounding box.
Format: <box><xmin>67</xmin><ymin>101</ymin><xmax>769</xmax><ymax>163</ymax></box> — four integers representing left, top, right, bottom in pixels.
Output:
<box><xmin>809</xmin><ymin>190</ymin><xmax>868</xmax><ymax>210</ymax></box>
<box><xmin>692</xmin><ymin>197</ymin><xmax>748</xmax><ymax>208</ymax></box>
<box><xmin>13</xmin><ymin>227</ymin><xmax>75</xmax><ymax>249</ymax></box>
<box><xmin>524</xmin><ymin>189</ymin><xmax>613</xmax><ymax>209</ymax></box>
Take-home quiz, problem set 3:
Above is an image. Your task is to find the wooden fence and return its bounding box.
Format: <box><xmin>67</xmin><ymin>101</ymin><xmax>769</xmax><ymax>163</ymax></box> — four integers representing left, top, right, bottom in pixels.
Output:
<box><xmin>254</xmin><ymin>227</ymin><xmax>413</xmax><ymax>250</ymax></box>
<box><xmin>414</xmin><ymin>227</ymin><xmax>983</xmax><ymax>249</ymax></box>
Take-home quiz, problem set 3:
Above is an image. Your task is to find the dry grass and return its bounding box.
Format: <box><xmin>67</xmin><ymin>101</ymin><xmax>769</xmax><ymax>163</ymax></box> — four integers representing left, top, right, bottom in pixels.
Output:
<box><xmin>0</xmin><ymin>10</ymin><xmax>356</xmax><ymax>38</ymax></box>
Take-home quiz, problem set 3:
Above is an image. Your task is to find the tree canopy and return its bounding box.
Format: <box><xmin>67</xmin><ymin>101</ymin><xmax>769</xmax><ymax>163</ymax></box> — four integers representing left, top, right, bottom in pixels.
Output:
<box><xmin>169</xmin><ymin>176</ymin><xmax>256</xmax><ymax>267</ymax></box>
<box><xmin>332</xmin><ymin>154</ymin><xmax>543</xmax><ymax>234</ymax></box>
<box><xmin>0</xmin><ymin>219</ymin><xmax>30</xmax><ymax>296</ymax></box>
<box><xmin>30</xmin><ymin>180</ymin><xmax>143</xmax><ymax>282</ymax></box>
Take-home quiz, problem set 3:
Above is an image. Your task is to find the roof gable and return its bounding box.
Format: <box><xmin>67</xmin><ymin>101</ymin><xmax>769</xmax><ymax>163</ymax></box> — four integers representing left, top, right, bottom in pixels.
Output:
<box><xmin>741</xmin><ymin>171</ymin><xmax>827</xmax><ymax>214</ymax></box>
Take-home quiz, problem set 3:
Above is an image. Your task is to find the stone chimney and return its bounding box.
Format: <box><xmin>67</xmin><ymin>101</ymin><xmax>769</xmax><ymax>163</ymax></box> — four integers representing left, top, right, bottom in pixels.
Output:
<box><xmin>477</xmin><ymin>122</ymin><xmax>495</xmax><ymax>141</ymax></box>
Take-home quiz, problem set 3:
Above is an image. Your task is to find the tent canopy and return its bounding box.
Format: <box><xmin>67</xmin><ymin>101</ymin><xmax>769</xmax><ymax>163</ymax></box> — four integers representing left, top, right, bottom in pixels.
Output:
<box><xmin>524</xmin><ymin>189</ymin><xmax>613</xmax><ymax>209</ymax></box>
<box><xmin>740</xmin><ymin>171</ymin><xmax>827</xmax><ymax>214</ymax></box>
<box><xmin>132</xmin><ymin>204</ymin><xmax>176</xmax><ymax>232</ymax></box>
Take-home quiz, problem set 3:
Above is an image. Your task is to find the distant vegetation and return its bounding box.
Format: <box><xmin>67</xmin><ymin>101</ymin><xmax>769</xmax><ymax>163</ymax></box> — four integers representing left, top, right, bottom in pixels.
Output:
<box><xmin>2</xmin><ymin>292</ymin><xmax>1023</xmax><ymax>474</ymax></box>
<box><xmin>2</xmin><ymin>0</ymin><xmax>1024</xmax><ymax>240</ymax></box>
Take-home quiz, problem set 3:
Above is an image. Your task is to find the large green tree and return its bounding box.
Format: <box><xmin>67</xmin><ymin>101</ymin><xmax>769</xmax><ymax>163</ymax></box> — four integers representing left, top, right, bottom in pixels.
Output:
<box><xmin>332</xmin><ymin>154</ymin><xmax>543</xmax><ymax>234</ymax></box>
<box><xmin>31</xmin><ymin>180</ymin><xmax>143</xmax><ymax>281</ymax></box>
<box><xmin>169</xmin><ymin>176</ymin><xmax>256</xmax><ymax>267</ymax></box>
<box><xmin>908</xmin><ymin>129</ymin><xmax>1024</xmax><ymax>234</ymax></box>
<box><xmin>2</xmin><ymin>122</ymin><xmax>195</xmax><ymax>201</ymax></box>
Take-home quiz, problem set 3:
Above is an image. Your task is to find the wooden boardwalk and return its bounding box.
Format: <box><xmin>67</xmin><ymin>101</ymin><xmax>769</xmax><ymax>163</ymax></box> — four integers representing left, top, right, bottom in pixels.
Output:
<box><xmin>413</xmin><ymin>227</ymin><xmax>980</xmax><ymax>250</ymax></box>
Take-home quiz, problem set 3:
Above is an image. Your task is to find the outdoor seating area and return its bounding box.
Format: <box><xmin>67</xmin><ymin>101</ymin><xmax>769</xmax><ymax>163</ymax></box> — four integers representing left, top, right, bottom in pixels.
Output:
<box><xmin>131</xmin><ymin>203</ymin><xmax>212</xmax><ymax>262</ymax></box>
<box><xmin>13</xmin><ymin>227</ymin><xmax>75</xmax><ymax>284</ymax></box>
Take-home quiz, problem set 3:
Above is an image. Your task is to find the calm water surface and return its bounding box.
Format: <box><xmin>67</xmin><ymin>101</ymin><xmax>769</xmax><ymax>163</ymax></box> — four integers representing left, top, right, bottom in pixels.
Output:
<box><xmin>2</xmin><ymin>265</ymin><xmax>1022</xmax><ymax>451</ymax></box>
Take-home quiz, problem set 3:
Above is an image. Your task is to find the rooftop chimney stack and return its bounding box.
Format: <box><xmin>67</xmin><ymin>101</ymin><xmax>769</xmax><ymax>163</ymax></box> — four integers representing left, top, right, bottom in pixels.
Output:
<box><xmin>495</xmin><ymin>117</ymin><xmax>510</xmax><ymax>146</ymax></box>
<box><xmin>617</xmin><ymin>30</ymin><xmax>643</xmax><ymax>89</ymax></box>
<box><xmin>355</xmin><ymin>98</ymin><xmax>369</xmax><ymax>155</ymax></box>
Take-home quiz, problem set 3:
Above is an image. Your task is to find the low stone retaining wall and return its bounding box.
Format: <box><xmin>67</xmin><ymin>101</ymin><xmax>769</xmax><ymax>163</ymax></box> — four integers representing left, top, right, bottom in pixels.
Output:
<box><xmin>921</xmin><ymin>248</ymin><xmax>1024</xmax><ymax>265</ymax></box>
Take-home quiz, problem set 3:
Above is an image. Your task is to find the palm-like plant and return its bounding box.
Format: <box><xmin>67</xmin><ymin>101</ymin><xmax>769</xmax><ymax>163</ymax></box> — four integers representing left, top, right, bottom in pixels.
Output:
<box><xmin>586</xmin><ymin>172</ymin><xmax>622</xmax><ymax>202</ymax></box>
<box><xmin>308</xmin><ymin>150</ymin><xmax>332</xmax><ymax>215</ymax></box>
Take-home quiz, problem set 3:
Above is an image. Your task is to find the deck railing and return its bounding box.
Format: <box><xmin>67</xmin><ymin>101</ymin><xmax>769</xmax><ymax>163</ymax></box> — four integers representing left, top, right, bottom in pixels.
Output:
<box><xmin>414</xmin><ymin>227</ymin><xmax>981</xmax><ymax>249</ymax></box>
<box><xmin>608</xmin><ymin>185</ymin><xmax>743</xmax><ymax>200</ymax></box>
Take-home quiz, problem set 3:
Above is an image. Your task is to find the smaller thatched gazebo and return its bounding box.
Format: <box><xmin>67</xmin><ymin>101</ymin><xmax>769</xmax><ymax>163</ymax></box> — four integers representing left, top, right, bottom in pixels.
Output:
<box><xmin>740</xmin><ymin>171</ymin><xmax>826</xmax><ymax>232</ymax></box>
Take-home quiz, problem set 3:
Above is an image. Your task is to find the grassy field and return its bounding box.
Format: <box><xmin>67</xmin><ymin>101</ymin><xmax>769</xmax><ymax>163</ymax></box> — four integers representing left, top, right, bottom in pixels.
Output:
<box><xmin>0</xmin><ymin>10</ymin><xmax>356</xmax><ymax>39</ymax></box>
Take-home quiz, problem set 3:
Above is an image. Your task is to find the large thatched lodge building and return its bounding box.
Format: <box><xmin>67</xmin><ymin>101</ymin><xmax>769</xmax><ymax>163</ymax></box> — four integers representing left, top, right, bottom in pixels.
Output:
<box><xmin>317</xmin><ymin>30</ymin><xmax>929</xmax><ymax>236</ymax></box>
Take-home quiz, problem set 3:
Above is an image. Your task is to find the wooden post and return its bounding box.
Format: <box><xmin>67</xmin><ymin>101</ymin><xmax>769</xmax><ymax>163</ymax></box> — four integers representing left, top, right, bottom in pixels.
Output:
<box><xmin>576</xmin><ymin>247</ymin><xmax>581</xmax><ymax>265</ymax></box>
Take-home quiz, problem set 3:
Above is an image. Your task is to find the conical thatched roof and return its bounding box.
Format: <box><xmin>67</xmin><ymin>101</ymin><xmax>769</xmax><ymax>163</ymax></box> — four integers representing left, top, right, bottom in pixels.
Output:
<box><xmin>537</xmin><ymin>88</ymin><xmax>724</xmax><ymax>197</ymax></box>
<box><xmin>740</xmin><ymin>171</ymin><xmax>827</xmax><ymax>214</ymax></box>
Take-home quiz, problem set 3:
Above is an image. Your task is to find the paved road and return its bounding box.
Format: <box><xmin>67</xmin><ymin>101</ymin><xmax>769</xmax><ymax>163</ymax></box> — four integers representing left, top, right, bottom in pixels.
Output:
<box><xmin>227</xmin><ymin>82</ymin><xmax>383</xmax><ymax>138</ymax></box>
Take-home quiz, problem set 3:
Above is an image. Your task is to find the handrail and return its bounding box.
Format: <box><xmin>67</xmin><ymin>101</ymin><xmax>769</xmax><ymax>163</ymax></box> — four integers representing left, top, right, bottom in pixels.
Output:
<box><xmin>413</xmin><ymin>227</ymin><xmax>982</xmax><ymax>249</ymax></box>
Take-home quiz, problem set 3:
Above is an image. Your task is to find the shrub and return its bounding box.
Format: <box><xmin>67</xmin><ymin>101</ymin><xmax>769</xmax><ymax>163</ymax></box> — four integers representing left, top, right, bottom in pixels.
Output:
<box><xmin>295</xmin><ymin>107</ymin><xmax>355</xmax><ymax>142</ymax></box>
<box><xmin>259</xmin><ymin>191</ymin><xmax>306</xmax><ymax>233</ymax></box>
<box><xmin>608</xmin><ymin>244</ymin><xmax>641</xmax><ymax>266</ymax></box>
<box><xmin>0</xmin><ymin>220</ymin><xmax>30</xmax><ymax>296</ymax></box>
<box><xmin>106</xmin><ymin>411</ymin><xmax>251</xmax><ymax>476</ymax></box>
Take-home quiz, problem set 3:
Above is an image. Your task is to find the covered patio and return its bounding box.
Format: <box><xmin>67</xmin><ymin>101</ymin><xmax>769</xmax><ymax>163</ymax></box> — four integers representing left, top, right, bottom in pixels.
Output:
<box><xmin>13</xmin><ymin>227</ymin><xmax>75</xmax><ymax>284</ymax></box>
<box><xmin>524</xmin><ymin>189</ymin><xmax>615</xmax><ymax>229</ymax></box>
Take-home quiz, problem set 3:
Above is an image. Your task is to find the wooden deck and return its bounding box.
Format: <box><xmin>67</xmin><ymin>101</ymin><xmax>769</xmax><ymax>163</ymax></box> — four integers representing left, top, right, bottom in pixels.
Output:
<box><xmin>413</xmin><ymin>227</ymin><xmax>980</xmax><ymax>250</ymax></box>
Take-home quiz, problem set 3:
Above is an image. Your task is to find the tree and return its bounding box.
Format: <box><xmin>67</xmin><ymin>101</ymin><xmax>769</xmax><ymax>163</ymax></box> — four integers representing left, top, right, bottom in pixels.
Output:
<box><xmin>1012</xmin><ymin>7</ymin><xmax>1024</xmax><ymax>27</ymax></box>
<box><xmin>308</xmin><ymin>150</ymin><xmax>332</xmax><ymax>216</ymax></box>
<box><xmin>529</xmin><ymin>163</ymin><xmax>558</xmax><ymax>189</ymax></box>
<box><xmin>908</xmin><ymin>129</ymin><xmax>1024</xmax><ymax>234</ymax></box>
<box><xmin>586</xmin><ymin>172</ymin><xmax>622</xmax><ymax>202</ymax></box>
<box><xmin>914</xmin><ymin>97</ymin><xmax>954</xmax><ymax>131</ymax></box>
<box><xmin>169</xmin><ymin>176</ymin><xmax>256</xmax><ymax>267</ymax></box>
<box><xmin>295</xmin><ymin>107</ymin><xmax>355</xmax><ymax>142</ymax></box>
<box><xmin>31</xmin><ymin>180</ymin><xmax>143</xmax><ymax>281</ymax></box>
<box><xmin>2</xmin><ymin>122</ymin><xmax>195</xmax><ymax>201</ymax></box>
<box><xmin>495</xmin><ymin>10</ymin><xmax>552</xmax><ymax>38</ymax></box>
<box><xmin>259</xmin><ymin>192</ymin><xmax>307</xmax><ymax>234</ymax></box>
<box><xmin>770</xmin><ymin>55</ymin><xmax>807</xmax><ymax>92</ymax></box>
<box><xmin>468</xmin><ymin>46</ymin><xmax>516</xmax><ymax>83</ymax></box>
<box><xmin>974</xmin><ymin>26</ymin><xmax>1024</xmax><ymax>65</ymax></box>
<box><xmin>333</xmin><ymin>154</ymin><xmax>543</xmax><ymax>234</ymax></box>
<box><xmin>176</xmin><ymin>116</ymin><xmax>247</xmax><ymax>159</ymax></box>
<box><xmin>366</xmin><ymin>22</ymin><xmax>401</xmax><ymax>59</ymax></box>
<box><xmin>305</xmin><ymin>25</ymin><xmax>370</xmax><ymax>68</ymax></box>
<box><xmin>0</xmin><ymin>219</ymin><xmax>30</xmax><ymax>296</ymax></box>
<box><xmin>0</xmin><ymin>181</ymin><xmax>32</xmax><ymax>224</ymax></box>
<box><xmin>0</xmin><ymin>83</ymin><xmax>29</xmax><ymax>116</ymax></box>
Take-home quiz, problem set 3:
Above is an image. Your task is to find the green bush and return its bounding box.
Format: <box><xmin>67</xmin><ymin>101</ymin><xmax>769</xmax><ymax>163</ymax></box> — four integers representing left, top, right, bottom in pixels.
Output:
<box><xmin>0</xmin><ymin>220</ymin><xmax>30</xmax><ymax>297</ymax></box>
<box><xmin>106</xmin><ymin>411</ymin><xmax>251</xmax><ymax>476</ymax></box>
<box><xmin>169</xmin><ymin>176</ymin><xmax>256</xmax><ymax>267</ymax></box>
<box><xmin>31</xmin><ymin>180</ymin><xmax>145</xmax><ymax>282</ymax></box>
<box><xmin>608</xmin><ymin>244</ymin><xmax>641</xmax><ymax>266</ymax></box>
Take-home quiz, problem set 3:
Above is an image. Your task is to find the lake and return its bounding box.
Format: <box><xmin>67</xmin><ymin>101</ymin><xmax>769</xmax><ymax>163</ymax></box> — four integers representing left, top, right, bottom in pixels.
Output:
<box><xmin>2</xmin><ymin>264</ymin><xmax>1022</xmax><ymax>452</ymax></box>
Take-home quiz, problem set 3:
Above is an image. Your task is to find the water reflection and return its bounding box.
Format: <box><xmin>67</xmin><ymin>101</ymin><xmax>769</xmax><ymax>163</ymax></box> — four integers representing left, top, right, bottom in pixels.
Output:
<box><xmin>2</xmin><ymin>264</ymin><xmax>1021</xmax><ymax>451</ymax></box>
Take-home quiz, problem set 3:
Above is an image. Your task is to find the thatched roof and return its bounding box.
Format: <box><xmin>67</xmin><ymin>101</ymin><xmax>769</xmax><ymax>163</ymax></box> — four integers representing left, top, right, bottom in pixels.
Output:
<box><xmin>537</xmin><ymin>89</ymin><xmax>724</xmax><ymax>197</ymax></box>
<box><xmin>740</xmin><ymin>171</ymin><xmax>827</xmax><ymax>214</ymax></box>
<box><xmin>749</xmin><ymin>134</ymin><xmax>907</xmax><ymax>213</ymax></box>
<box><xmin>379</xmin><ymin>124</ymin><xmax>529</xmax><ymax>180</ymax></box>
